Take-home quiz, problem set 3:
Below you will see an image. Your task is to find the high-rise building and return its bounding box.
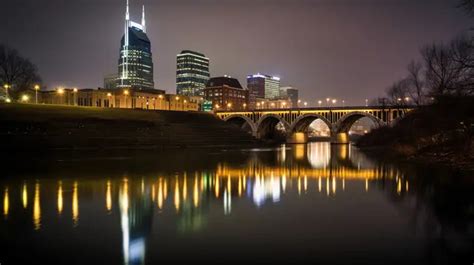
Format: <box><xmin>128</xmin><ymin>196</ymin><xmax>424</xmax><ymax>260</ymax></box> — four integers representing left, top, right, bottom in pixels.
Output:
<box><xmin>279</xmin><ymin>86</ymin><xmax>299</xmax><ymax>107</ymax></box>
<box><xmin>176</xmin><ymin>50</ymin><xmax>210</xmax><ymax>96</ymax></box>
<box><xmin>247</xmin><ymin>74</ymin><xmax>280</xmax><ymax>100</ymax></box>
<box><xmin>204</xmin><ymin>76</ymin><xmax>249</xmax><ymax>111</ymax></box>
<box><xmin>117</xmin><ymin>1</ymin><xmax>154</xmax><ymax>90</ymax></box>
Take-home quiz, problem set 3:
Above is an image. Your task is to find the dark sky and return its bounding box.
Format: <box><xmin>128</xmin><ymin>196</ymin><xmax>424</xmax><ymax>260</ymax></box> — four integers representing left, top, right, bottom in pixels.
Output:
<box><xmin>1</xmin><ymin>0</ymin><xmax>471</xmax><ymax>105</ymax></box>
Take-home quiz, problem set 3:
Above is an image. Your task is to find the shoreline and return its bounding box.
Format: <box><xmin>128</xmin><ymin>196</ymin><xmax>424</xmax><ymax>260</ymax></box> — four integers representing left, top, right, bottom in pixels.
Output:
<box><xmin>357</xmin><ymin>144</ymin><xmax>474</xmax><ymax>172</ymax></box>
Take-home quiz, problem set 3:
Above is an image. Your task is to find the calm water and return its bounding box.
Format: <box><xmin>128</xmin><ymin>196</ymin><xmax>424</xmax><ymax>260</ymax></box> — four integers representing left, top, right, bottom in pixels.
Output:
<box><xmin>0</xmin><ymin>143</ymin><xmax>472</xmax><ymax>264</ymax></box>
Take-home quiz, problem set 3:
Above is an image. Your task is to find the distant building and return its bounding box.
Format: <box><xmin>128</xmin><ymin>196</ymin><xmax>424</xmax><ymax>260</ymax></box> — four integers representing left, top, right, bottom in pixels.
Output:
<box><xmin>176</xmin><ymin>50</ymin><xmax>210</xmax><ymax>96</ymax></box>
<box><xmin>247</xmin><ymin>74</ymin><xmax>280</xmax><ymax>100</ymax></box>
<box><xmin>38</xmin><ymin>88</ymin><xmax>199</xmax><ymax>112</ymax></box>
<box><xmin>117</xmin><ymin>2</ymin><xmax>155</xmax><ymax>90</ymax></box>
<box><xmin>104</xmin><ymin>74</ymin><xmax>118</xmax><ymax>89</ymax></box>
<box><xmin>204</xmin><ymin>76</ymin><xmax>249</xmax><ymax>111</ymax></box>
<box><xmin>279</xmin><ymin>86</ymin><xmax>299</xmax><ymax>107</ymax></box>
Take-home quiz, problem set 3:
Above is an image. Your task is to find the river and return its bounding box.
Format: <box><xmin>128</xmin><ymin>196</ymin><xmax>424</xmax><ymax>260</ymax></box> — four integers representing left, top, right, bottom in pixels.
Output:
<box><xmin>0</xmin><ymin>143</ymin><xmax>472</xmax><ymax>264</ymax></box>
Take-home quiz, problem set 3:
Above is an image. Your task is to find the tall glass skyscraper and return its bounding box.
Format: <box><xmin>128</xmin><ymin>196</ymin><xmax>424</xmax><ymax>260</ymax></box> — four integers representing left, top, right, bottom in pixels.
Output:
<box><xmin>117</xmin><ymin>1</ymin><xmax>154</xmax><ymax>90</ymax></box>
<box><xmin>176</xmin><ymin>50</ymin><xmax>210</xmax><ymax>96</ymax></box>
<box><xmin>247</xmin><ymin>73</ymin><xmax>281</xmax><ymax>99</ymax></box>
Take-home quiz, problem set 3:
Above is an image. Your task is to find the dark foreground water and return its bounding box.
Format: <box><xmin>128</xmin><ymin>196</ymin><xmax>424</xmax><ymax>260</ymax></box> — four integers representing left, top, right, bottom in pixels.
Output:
<box><xmin>0</xmin><ymin>143</ymin><xmax>472</xmax><ymax>265</ymax></box>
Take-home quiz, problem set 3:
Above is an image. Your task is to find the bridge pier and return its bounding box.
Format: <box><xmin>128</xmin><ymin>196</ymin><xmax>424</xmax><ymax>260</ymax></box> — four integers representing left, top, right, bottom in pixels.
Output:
<box><xmin>331</xmin><ymin>132</ymin><xmax>349</xmax><ymax>144</ymax></box>
<box><xmin>286</xmin><ymin>132</ymin><xmax>308</xmax><ymax>144</ymax></box>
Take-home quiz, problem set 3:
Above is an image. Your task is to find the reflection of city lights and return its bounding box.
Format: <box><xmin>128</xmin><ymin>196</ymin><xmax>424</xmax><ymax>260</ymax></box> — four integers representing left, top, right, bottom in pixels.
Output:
<box><xmin>297</xmin><ymin>178</ymin><xmax>301</xmax><ymax>195</ymax></box>
<box><xmin>22</xmin><ymin>183</ymin><xmax>28</xmax><ymax>208</ymax></box>
<box><xmin>106</xmin><ymin>181</ymin><xmax>112</xmax><ymax>212</ymax></box>
<box><xmin>215</xmin><ymin>177</ymin><xmax>220</xmax><ymax>198</ymax></box>
<box><xmin>224</xmin><ymin>189</ymin><xmax>231</xmax><ymax>215</ymax></box>
<box><xmin>304</xmin><ymin>176</ymin><xmax>308</xmax><ymax>192</ymax></box>
<box><xmin>318</xmin><ymin>177</ymin><xmax>322</xmax><ymax>192</ymax></box>
<box><xmin>72</xmin><ymin>181</ymin><xmax>79</xmax><ymax>226</ymax></box>
<box><xmin>3</xmin><ymin>188</ymin><xmax>9</xmax><ymax>217</ymax></box>
<box><xmin>193</xmin><ymin>177</ymin><xmax>199</xmax><ymax>207</ymax></box>
<box><xmin>57</xmin><ymin>181</ymin><xmax>63</xmax><ymax>214</ymax></box>
<box><xmin>157</xmin><ymin>179</ymin><xmax>163</xmax><ymax>209</ymax></box>
<box><xmin>183</xmin><ymin>177</ymin><xmax>187</xmax><ymax>201</ymax></box>
<box><xmin>174</xmin><ymin>178</ymin><xmax>180</xmax><ymax>212</ymax></box>
<box><xmin>33</xmin><ymin>183</ymin><xmax>40</xmax><ymax>230</ymax></box>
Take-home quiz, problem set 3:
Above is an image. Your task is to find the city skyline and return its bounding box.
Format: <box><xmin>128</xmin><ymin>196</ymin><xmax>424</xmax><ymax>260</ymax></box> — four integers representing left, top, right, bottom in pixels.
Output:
<box><xmin>1</xmin><ymin>0</ymin><xmax>471</xmax><ymax>105</ymax></box>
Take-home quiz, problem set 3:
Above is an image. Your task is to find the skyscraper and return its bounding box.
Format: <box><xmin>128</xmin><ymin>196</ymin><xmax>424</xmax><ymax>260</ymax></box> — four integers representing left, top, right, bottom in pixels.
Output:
<box><xmin>176</xmin><ymin>50</ymin><xmax>210</xmax><ymax>96</ymax></box>
<box><xmin>247</xmin><ymin>74</ymin><xmax>280</xmax><ymax>100</ymax></box>
<box><xmin>117</xmin><ymin>1</ymin><xmax>154</xmax><ymax>90</ymax></box>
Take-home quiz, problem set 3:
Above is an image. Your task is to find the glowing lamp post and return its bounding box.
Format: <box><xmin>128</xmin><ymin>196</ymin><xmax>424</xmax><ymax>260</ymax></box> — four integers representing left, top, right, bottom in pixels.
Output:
<box><xmin>34</xmin><ymin>84</ymin><xmax>40</xmax><ymax>104</ymax></box>
<box><xmin>3</xmin><ymin>84</ymin><xmax>10</xmax><ymax>99</ymax></box>
<box><xmin>73</xmin><ymin>88</ymin><xmax>78</xmax><ymax>105</ymax></box>
<box><xmin>318</xmin><ymin>100</ymin><xmax>322</xmax><ymax>107</ymax></box>
<box><xmin>57</xmin><ymin>88</ymin><xmax>64</xmax><ymax>104</ymax></box>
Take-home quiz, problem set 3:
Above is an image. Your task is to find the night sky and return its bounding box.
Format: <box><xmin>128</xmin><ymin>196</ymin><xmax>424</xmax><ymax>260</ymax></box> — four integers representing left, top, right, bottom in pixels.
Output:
<box><xmin>1</xmin><ymin>0</ymin><xmax>471</xmax><ymax>105</ymax></box>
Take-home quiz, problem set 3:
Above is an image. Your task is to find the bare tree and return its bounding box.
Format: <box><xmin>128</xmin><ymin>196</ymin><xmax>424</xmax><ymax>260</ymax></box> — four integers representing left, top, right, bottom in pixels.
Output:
<box><xmin>405</xmin><ymin>61</ymin><xmax>426</xmax><ymax>105</ymax></box>
<box><xmin>386</xmin><ymin>79</ymin><xmax>410</xmax><ymax>106</ymax></box>
<box><xmin>458</xmin><ymin>0</ymin><xmax>474</xmax><ymax>17</ymax></box>
<box><xmin>0</xmin><ymin>44</ymin><xmax>41</xmax><ymax>99</ymax></box>
<box><xmin>421</xmin><ymin>36</ymin><xmax>473</xmax><ymax>97</ymax></box>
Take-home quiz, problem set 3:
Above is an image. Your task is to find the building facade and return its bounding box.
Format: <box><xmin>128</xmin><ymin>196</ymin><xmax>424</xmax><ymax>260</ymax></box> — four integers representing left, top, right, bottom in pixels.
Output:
<box><xmin>279</xmin><ymin>86</ymin><xmax>299</xmax><ymax>107</ymax></box>
<box><xmin>204</xmin><ymin>76</ymin><xmax>249</xmax><ymax>111</ymax></box>
<box><xmin>38</xmin><ymin>88</ymin><xmax>198</xmax><ymax>112</ymax></box>
<box><xmin>176</xmin><ymin>50</ymin><xmax>210</xmax><ymax>96</ymax></box>
<box><xmin>117</xmin><ymin>3</ymin><xmax>154</xmax><ymax>90</ymax></box>
<box><xmin>247</xmin><ymin>74</ymin><xmax>280</xmax><ymax>100</ymax></box>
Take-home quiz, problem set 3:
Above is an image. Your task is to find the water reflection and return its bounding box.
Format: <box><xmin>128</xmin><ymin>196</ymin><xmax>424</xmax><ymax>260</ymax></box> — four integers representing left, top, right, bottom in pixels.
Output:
<box><xmin>0</xmin><ymin>143</ymin><xmax>472</xmax><ymax>264</ymax></box>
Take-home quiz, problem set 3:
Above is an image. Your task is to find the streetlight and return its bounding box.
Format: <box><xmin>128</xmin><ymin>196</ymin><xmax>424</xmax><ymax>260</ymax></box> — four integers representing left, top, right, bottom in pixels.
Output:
<box><xmin>331</xmin><ymin>99</ymin><xmax>337</xmax><ymax>105</ymax></box>
<box><xmin>318</xmin><ymin>100</ymin><xmax>322</xmax><ymax>107</ymax></box>
<box><xmin>227</xmin><ymin>102</ymin><xmax>232</xmax><ymax>110</ymax></box>
<box><xmin>215</xmin><ymin>104</ymin><xmax>220</xmax><ymax>110</ymax></box>
<box><xmin>365</xmin><ymin>99</ymin><xmax>368</xmax><ymax>107</ymax></box>
<box><xmin>73</xmin><ymin>88</ymin><xmax>78</xmax><ymax>106</ymax></box>
<box><xmin>34</xmin><ymin>84</ymin><xmax>40</xmax><ymax>104</ymax></box>
<box><xmin>57</xmin><ymin>87</ymin><xmax>64</xmax><ymax>105</ymax></box>
<box><xmin>243</xmin><ymin>103</ymin><xmax>247</xmax><ymax>109</ymax></box>
<box><xmin>3</xmin><ymin>84</ymin><xmax>10</xmax><ymax>98</ymax></box>
<box><xmin>298</xmin><ymin>99</ymin><xmax>301</xmax><ymax>108</ymax></box>
<box><xmin>304</xmin><ymin>101</ymin><xmax>308</xmax><ymax>107</ymax></box>
<box><xmin>326</xmin><ymin>98</ymin><xmax>330</xmax><ymax>107</ymax></box>
<box><xmin>256</xmin><ymin>102</ymin><xmax>261</xmax><ymax>109</ymax></box>
<box><xmin>282</xmin><ymin>102</ymin><xmax>286</xmax><ymax>109</ymax></box>
<box><xmin>342</xmin><ymin>99</ymin><xmax>345</xmax><ymax>107</ymax></box>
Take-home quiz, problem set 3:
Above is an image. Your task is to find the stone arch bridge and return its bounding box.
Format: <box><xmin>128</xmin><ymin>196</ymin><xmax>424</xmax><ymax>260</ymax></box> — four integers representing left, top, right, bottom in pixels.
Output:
<box><xmin>216</xmin><ymin>106</ymin><xmax>413</xmax><ymax>144</ymax></box>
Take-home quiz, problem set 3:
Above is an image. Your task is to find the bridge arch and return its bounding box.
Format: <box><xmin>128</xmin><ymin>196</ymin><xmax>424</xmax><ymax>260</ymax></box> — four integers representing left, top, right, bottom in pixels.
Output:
<box><xmin>289</xmin><ymin>114</ymin><xmax>333</xmax><ymax>134</ymax></box>
<box><xmin>335</xmin><ymin>111</ymin><xmax>385</xmax><ymax>133</ymax></box>
<box><xmin>256</xmin><ymin>114</ymin><xmax>290</xmax><ymax>141</ymax></box>
<box><xmin>223</xmin><ymin>114</ymin><xmax>257</xmax><ymax>136</ymax></box>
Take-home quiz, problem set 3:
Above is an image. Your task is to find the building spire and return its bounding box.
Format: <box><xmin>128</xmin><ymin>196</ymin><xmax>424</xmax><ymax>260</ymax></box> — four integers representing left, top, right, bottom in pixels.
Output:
<box><xmin>125</xmin><ymin>0</ymin><xmax>130</xmax><ymax>21</ymax></box>
<box><xmin>141</xmin><ymin>5</ymin><xmax>146</xmax><ymax>33</ymax></box>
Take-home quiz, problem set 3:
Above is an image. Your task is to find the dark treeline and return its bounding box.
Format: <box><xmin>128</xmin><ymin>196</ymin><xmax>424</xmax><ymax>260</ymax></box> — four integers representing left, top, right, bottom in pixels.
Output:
<box><xmin>371</xmin><ymin>34</ymin><xmax>473</xmax><ymax>107</ymax></box>
<box><xmin>0</xmin><ymin>44</ymin><xmax>42</xmax><ymax>100</ymax></box>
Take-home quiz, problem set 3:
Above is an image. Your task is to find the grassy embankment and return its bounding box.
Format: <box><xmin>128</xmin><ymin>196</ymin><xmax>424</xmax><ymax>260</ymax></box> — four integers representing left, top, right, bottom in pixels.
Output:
<box><xmin>356</xmin><ymin>96</ymin><xmax>474</xmax><ymax>170</ymax></box>
<box><xmin>0</xmin><ymin>103</ymin><xmax>259</xmax><ymax>151</ymax></box>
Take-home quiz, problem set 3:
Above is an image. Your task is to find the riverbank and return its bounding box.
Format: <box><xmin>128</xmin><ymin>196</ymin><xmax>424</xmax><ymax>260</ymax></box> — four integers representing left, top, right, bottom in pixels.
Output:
<box><xmin>0</xmin><ymin>103</ymin><xmax>260</xmax><ymax>151</ymax></box>
<box><xmin>356</xmin><ymin>96</ymin><xmax>474</xmax><ymax>171</ymax></box>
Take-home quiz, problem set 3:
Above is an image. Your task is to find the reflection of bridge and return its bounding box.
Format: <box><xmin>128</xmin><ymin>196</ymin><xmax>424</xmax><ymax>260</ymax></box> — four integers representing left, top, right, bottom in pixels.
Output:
<box><xmin>216</xmin><ymin>106</ymin><xmax>413</xmax><ymax>143</ymax></box>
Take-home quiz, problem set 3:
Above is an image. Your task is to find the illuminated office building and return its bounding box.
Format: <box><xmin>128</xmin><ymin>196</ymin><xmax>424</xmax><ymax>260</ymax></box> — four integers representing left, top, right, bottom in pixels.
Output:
<box><xmin>117</xmin><ymin>1</ymin><xmax>155</xmax><ymax>90</ymax></box>
<box><xmin>176</xmin><ymin>50</ymin><xmax>210</xmax><ymax>96</ymax></box>
<box><xmin>247</xmin><ymin>73</ymin><xmax>281</xmax><ymax>100</ymax></box>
